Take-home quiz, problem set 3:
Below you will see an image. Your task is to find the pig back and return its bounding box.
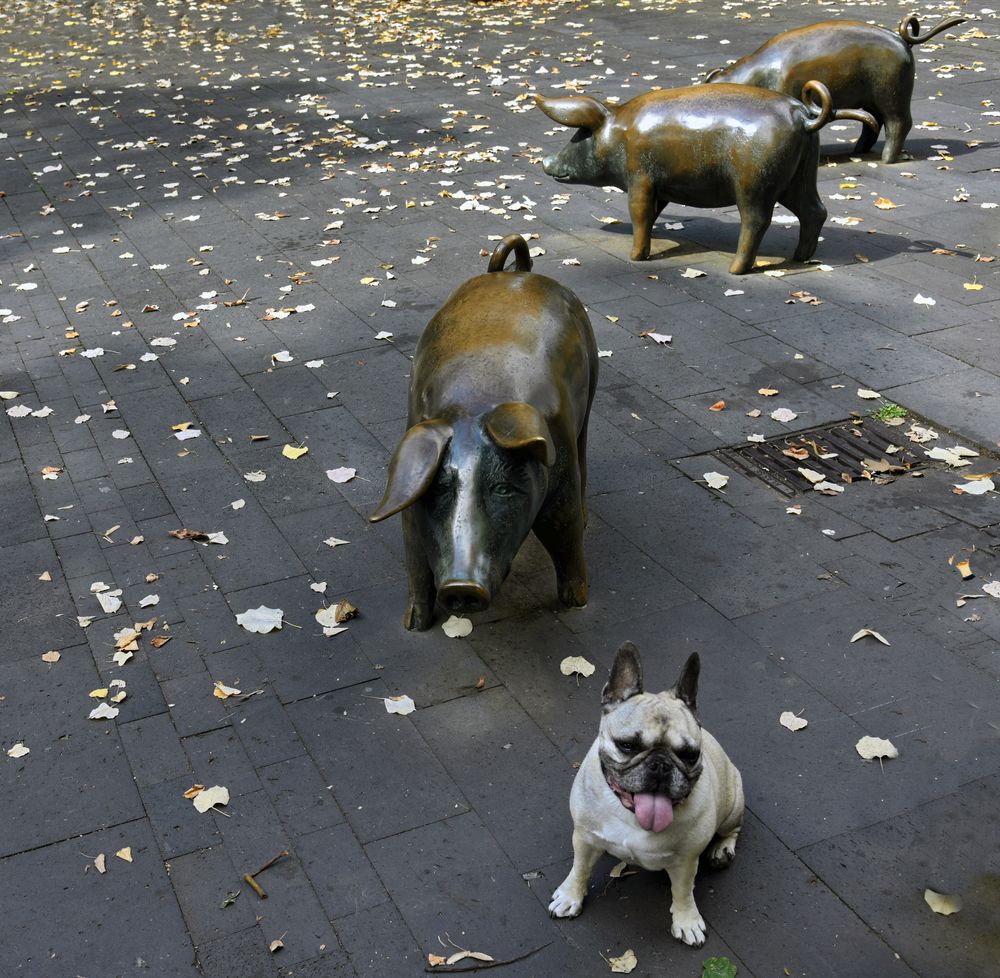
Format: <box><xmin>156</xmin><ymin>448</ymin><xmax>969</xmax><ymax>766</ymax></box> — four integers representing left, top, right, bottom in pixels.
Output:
<box><xmin>715</xmin><ymin>21</ymin><xmax>911</xmax><ymax>104</ymax></box>
<box><xmin>617</xmin><ymin>86</ymin><xmax>810</xmax><ymax>202</ymax></box>
<box><xmin>409</xmin><ymin>271</ymin><xmax>597</xmax><ymax>433</ymax></box>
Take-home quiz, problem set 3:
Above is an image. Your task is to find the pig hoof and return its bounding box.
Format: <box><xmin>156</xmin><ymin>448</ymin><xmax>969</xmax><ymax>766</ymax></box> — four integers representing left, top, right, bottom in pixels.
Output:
<box><xmin>403</xmin><ymin>602</ymin><xmax>435</xmax><ymax>631</ymax></box>
<box><xmin>629</xmin><ymin>248</ymin><xmax>650</xmax><ymax>262</ymax></box>
<box><xmin>559</xmin><ymin>579</ymin><xmax>588</xmax><ymax>609</ymax></box>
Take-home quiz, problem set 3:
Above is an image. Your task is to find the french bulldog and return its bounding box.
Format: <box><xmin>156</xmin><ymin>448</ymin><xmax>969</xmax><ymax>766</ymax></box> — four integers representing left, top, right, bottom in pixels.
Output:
<box><xmin>549</xmin><ymin>642</ymin><xmax>744</xmax><ymax>946</ymax></box>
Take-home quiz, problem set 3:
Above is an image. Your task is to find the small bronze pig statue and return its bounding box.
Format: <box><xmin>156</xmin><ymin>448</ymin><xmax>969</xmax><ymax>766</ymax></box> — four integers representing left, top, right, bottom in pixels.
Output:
<box><xmin>705</xmin><ymin>15</ymin><xmax>968</xmax><ymax>164</ymax></box>
<box><xmin>537</xmin><ymin>82</ymin><xmax>875</xmax><ymax>275</ymax></box>
<box><xmin>369</xmin><ymin>234</ymin><xmax>598</xmax><ymax>631</ymax></box>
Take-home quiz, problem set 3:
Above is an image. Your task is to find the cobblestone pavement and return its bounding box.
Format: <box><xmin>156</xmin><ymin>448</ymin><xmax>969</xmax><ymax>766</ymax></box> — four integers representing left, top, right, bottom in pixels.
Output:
<box><xmin>1</xmin><ymin>0</ymin><xmax>998</xmax><ymax>975</ymax></box>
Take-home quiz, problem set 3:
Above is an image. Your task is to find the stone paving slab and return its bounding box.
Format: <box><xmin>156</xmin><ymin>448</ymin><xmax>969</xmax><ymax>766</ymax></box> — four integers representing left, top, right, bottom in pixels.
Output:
<box><xmin>0</xmin><ymin>1</ymin><xmax>998</xmax><ymax>975</ymax></box>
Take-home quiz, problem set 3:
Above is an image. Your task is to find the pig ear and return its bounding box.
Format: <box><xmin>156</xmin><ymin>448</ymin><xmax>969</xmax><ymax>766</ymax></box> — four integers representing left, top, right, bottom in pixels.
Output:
<box><xmin>484</xmin><ymin>402</ymin><xmax>555</xmax><ymax>467</ymax></box>
<box><xmin>369</xmin><ymin>420</ymin><xmax>452</xmax><ymax>523</ymax></box>
<box><xmin>534</xmin><ymin>94</ymin><xmax>608</xmax><ymax>131</ymax></box>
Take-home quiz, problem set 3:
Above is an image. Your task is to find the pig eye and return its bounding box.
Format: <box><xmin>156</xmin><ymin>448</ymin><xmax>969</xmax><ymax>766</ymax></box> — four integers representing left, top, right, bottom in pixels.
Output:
<box><xmin>492</xmin><ymin>482</ymin><xmax>520</xmax><ymax>497</ymax></box>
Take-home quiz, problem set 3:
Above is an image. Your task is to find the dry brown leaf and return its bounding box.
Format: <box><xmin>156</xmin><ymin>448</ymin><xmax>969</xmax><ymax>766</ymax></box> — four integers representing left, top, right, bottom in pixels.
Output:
<box><xmin>709</xmin><ymin>400</ymin><xmax>726</xmax><ymax>412</ymax></box>
<box><xmin>850</xmin><ymin>628</ymin><xmax>891</xmax><ymax>646</ymax></box>
<box><xmin>94</xmin><ymin>854</ymin><xmax>106</xmax><ymax>874</ymax></box>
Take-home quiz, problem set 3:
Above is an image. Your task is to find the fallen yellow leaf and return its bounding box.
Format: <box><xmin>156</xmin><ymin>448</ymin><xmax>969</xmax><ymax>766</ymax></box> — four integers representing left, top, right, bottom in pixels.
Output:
<box><xmin>282</xmin><ymin>444</ymin><xmax>309</xmax><ymax>460</ymax></box>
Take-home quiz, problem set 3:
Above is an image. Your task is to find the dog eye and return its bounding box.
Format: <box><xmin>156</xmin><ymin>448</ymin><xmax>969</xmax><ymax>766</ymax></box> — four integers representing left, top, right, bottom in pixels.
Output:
<box><xmin>616</xmin><ymin>738</ymin><xmax>643</xmax><ymax>755</ymax></box>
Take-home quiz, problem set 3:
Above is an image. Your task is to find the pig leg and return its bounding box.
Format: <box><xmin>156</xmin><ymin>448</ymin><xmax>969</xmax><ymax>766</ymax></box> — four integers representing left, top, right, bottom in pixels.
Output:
<box><xmin>627</xmin><ymin>176</ymin><xmax>657</xmax><ymax>261</ymax></box>
<box><xmin>402</xmin><ymin>509</ymin><xmax>437</xmax><ymax>630</ymax></box>
<box><xmin>779</xmin><ymin>146</ymin><xmax>827</xmax><ymax>264</ymax></box>
<box><xmin>881</xmin><ymin>109</ymin><xmax>912</xmax><ymax>164</ymax></box>
<box><xmin>534</xmin><ymin>475</ymin><xmax>588</xmax><ymax>608</ymax></box>
<box><xmin>730</xmin><ymin>199</ymin><xmax>773</xmax><ymax>275</ymax></box>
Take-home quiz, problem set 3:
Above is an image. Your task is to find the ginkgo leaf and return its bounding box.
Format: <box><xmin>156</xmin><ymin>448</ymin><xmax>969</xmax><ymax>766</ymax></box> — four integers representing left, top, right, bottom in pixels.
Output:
<box><xmin>97</xmin><ymin>590</ymin><xmax>123</xmax><ymax>613</ymax></box>
<box><xmin>703</xmin><ymin>472</ymin><xmax>729</xmax><ymax>490</ymax></box>
<box><xmin>115</xmin><ymin>847</ymin><xmax>133</xmax><ymax>863</ymax></box>
<box><xmin>213</xmin><ymin>681</ymin><xmax>242</xmax><ymax>699</ymax></box>
<box><xmin>924</xmin><ymin>889</ymin><xmax>962</xmax><ymax>915</ymax></box>
<box><xmin>609</xmin><ymin>949</ymin><xmax>638</xmax><ymax>973</ymax></box>
<box><xmin>6</xmin><ymin>743</ymin><xmax>29</xmax><ymax>759</ymax></box>
<box><xmin>681</xmin><ymin>268</ymin><xmax>706</xmax><ymax>278</ymax></box>
<box><xmin>192</xmin><ymin>785</ymin><xmax>230</xmax><ymax>813</ymax></box>
<box><xmin>913</xmin><ymin>294</ymin><xmax>936</xmax><ymax>306</ymax></box>
<box><xmin>442</xmin><ymin>615</ymin><xmax>473</xmax><ymax>638</ymax></box>
<box><xmin>560</xmin><ymin>655</ymin><xmax>596</xmax><ymax>677</ymax></box>
<box><xmin>954</xmin><ymin>478</ymin><xmax>994</xmax><ymax>495</ymax></box>
<box><xmin>770</xmin><ymin>408</ymin><xmax>798</xmax><ymax>423</ymax></box>
<box><xmin>850</xmin><ymin>628</ymin><xmax>891</xmax><ymax>646</ymax></box>
<box><xmin>857</xmin><ymin>388</ymin><xmax>881</xmax><ymax>399</ymax></box>
<box><xmin>645</xmin><ymin>332</ymin><xmax>671</xmax><ymax>345</ymax></box>
<box><xmin>236</xmin><ymin>606</ymin><xmax>283</xmax><ymax>633</ymax></box>
<box><xmin>384</xmin><ymin>694</ymin><xmax>416</xmax><ymax>715</ymax></box>
<box><xmin>856</xmin><ymin>736</ymin><xmax>898</xmax><ymax>760</ymax></box>
<box><xmin>244</xmin><ymin>471</ymin><xmax>267</xmax><ymax>482</ymax></box>
<box><xmin>326</xmin><ymin>467</ymin><xmax>356</xmax><ymax>483</ymax></box>
<box><xmin>89</xmin><ymin>703</ymin><xmax>120</xmax><ymax>721</ymax></box>
<box><xmin>282</xmin><ymin>444</ymin><xmax>309</xmax><ymax>459</ymax></box>
<box><xmin>779</xmin><ymin>711</ymin><xmax>808</xmax><ymax>731</ymax></box>
<box><xmin>41</xmin><ymin>650</ymin><xmax>60</xmax><ymax>663</ymax></box>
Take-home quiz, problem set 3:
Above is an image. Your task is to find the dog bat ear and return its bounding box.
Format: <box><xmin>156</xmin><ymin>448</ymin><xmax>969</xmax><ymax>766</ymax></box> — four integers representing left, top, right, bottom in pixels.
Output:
<box><xmin>672</xmin><ymin>652</ymin><xmax>700</xmax><ymax>712</ymax></box>
<box><xmin>602</xmin><ymin>641</ymin><xmax>644</xmax><ymax>710</ymax></box>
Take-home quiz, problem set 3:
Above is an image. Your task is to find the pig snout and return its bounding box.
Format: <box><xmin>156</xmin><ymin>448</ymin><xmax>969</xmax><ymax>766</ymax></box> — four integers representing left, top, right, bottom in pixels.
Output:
<box><xmin>437</xmin><ymin>580</ymin><xmax>491</xmax><ymax>615</ymax></box>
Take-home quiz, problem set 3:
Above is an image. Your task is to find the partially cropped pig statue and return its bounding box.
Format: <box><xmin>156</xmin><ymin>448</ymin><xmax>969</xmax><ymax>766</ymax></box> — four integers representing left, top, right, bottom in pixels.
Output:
<box><xmin>369</xmin><ymin>234</ymin><xmax>598</xmax><ymax>631</ymax></box>
<box><xmin>705</xmin><ymin>15</ymin><xmax>968</xmax><ymax>164</ymax></box>
<box><xmin>537</xmin><ymin>82</ymin><xmax>875</xmax><ymax>274</ymax></box>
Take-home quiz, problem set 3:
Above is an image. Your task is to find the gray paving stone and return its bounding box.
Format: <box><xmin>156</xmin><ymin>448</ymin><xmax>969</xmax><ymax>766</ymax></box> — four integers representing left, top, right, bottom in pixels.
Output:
<box><xmin>800</xmin><ymin>774</ymin><xmax>1000</xmax><ymax>978</ymax></box>
<box><xmin>414</xmin><ymin>687</ymin><xmax>577</xmax><ymax>872</ymax></box>
<box><xmin>1</xmin><ymin>537</ymin><xmax>81</xmax><ymax>662</ymax></box>
<box><xmin>705</xmin><ymin>813</ymin><xmax>920</xmax><ymax>978</ymax></box>
<box><xmin>142</xmin><ymin>774</ymin><xmax>222</xmax><ymax>860</ymax></box>
<box><xmin>333</xmin><ymin>903</ymin><xmax>423</xmax><ymax>978</ymax></box>
<box><xmin>0</xmin><ymin>647</ymin><xmax>144</xmax><ymax>857</ymax></box>
<box><xmin>288</xmin><ymin>681</ymin><xmax>470</xmax><ymax>844</ymax></box>
<box><xmin>259</xmin><ymin>753</ymin><xmax>346</xmax><ymax>839</ymax></box>
<box><xmin>0</xmin><ymin>818</ymin><xmax>198</xmax><ymax>977</ymax></box>
<box><xmin>364</xmin><ymin>811</ymin><xmax>559</xmax><ymax>971</ymax></box>
<box><xmin>184</xmin><ymin>726</ymin><xmax>263</xmax><ymax>799</ymax></box>
<box><xmin>119</xmin><ymin>711</ymin><xmax>192</xmax><ymax>787</ymax></box>
<box><xmin>166</xmin><ymin>844</ymin><xmax>259</xmax><ymax>945</ymax></box>
<box><xmin>215</xmin><ymin>790</ymin><xmax>341</xmax><ymax>965</ymax></box>
<box><xmin>296</xmin><ymin>822</ymin><xmax>390</xmax><ymax>921</ymax></box>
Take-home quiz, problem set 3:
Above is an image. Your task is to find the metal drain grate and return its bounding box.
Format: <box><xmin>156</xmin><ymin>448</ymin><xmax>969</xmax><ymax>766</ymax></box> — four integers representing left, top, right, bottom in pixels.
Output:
<box><xmin>717</xmin><ymin>416</ymin><xmax>925</xmax><ymax>496</ymax></box>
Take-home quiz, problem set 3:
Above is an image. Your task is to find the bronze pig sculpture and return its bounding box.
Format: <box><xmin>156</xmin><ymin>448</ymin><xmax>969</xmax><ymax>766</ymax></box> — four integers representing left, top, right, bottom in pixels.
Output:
<box><xmin>705</xmin><ymin>15</ymin><xmax>968</xmax><ymax>164</ymax></box>
<box><xmin>369</xmin><ymin>234</ymin><xmax>598</xmax><ymax>631</ymax></box>
<box><xmin>536</xmin><ymin>83</ymin><xmax>875</xmax><ymax>274</ymax></box>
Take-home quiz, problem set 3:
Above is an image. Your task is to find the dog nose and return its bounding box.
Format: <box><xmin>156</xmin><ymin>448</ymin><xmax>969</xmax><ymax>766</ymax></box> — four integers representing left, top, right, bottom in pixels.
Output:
<box><xmin>438</xmin><ymin>581</ymin><xmax>490</xmax><ymax>615</ymax></box>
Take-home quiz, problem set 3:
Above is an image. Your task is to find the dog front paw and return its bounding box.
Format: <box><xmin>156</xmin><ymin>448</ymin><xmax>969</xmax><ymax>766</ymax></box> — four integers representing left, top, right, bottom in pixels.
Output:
<box><xmin>548</xmin><ymin>886</ymin><xmax>585</xmax><ymax>918</ymax></box>
<box><xmin>670</xmin><ymin>909</ymin><xmax>706</xmax><ymax>947</ymax></box>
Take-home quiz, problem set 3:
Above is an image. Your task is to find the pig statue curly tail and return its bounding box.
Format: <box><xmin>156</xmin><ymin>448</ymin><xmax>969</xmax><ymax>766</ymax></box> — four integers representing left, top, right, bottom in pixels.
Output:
<box><xmin>488</xmin><ymin>234</ymin><xmax>533</xmax><ymax>273</ymax></box>
<box><xmin>898</xmin><ymin>15</ymin><xmax>968</xmax><ymax>46</ymax></box>
<box><xmin>800</xmin><ymin>80</ymin><xmax>834</xmax><ymax>132</ymax></box>
<box><xmin>801</xmin><ymin>80</ymin><xmax>878</xmax><ymax>135</ymax></box>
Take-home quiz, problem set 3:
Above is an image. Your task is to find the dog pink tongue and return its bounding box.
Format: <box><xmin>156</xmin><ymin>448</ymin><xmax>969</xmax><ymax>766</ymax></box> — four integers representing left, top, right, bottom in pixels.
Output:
<box><xmin>633</xmin><ymin>793</ymin><xmax>674</xmax><ymax>832</ymax></box>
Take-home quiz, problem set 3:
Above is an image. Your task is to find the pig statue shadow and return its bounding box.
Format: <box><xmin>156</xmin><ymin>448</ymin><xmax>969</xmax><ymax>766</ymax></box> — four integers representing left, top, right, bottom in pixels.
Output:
<box><xmin>369</xmin><ymin>234</ymin><xmax>599</xmax><ymax>631</ymax></box>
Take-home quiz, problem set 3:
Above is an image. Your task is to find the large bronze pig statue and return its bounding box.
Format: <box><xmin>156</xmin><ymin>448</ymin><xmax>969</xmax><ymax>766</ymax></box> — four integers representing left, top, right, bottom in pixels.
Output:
<box><xmin>369</xmin><ymin>234</ymin><xmax>598</xmax><ymax>631</ymax></box>
<box><xmin>536</xmin><ymin>82</ymin><xmax>875</xmax><ymax>275</ymax></box>
<box><xmin>705</xmin><ymin>15</ymin><xmax>968</xmax><ymax>164</ymax></box>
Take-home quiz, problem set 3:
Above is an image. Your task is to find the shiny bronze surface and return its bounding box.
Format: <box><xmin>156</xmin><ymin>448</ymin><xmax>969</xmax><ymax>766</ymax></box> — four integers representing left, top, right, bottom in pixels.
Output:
<box><xmin>369</xmin><ymin>234</ymin><xmax>599</xmax><ymax>630</ymax></box>
<box><xmin>537</xmin><ymin>82</ymin><xmax>875</xmax><ymax>275</ymax></box>
<box><xmin>705</xmin><ymin>15</ymin><xmax>968</xmax><ymax>163</ymax></box>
